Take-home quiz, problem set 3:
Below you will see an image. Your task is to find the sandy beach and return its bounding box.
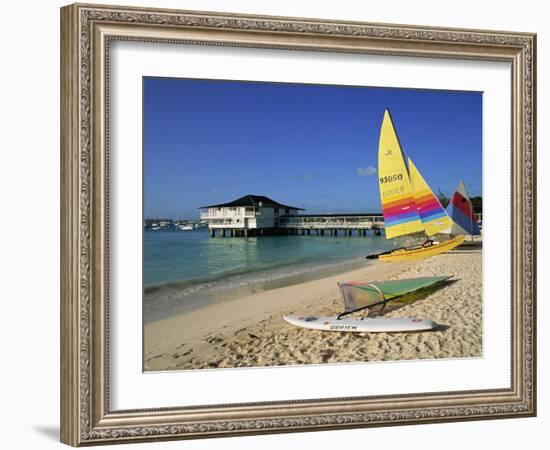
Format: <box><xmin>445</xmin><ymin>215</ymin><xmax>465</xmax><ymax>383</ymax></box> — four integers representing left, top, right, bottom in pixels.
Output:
<box><xmin>144</xmin><ymin>242</ymin><xmax>482</xmax><ymax>371</ymax></box>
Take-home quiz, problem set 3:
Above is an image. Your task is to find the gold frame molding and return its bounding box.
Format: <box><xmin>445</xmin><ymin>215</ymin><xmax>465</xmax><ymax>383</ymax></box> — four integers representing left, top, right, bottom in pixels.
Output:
<box><xmin>60</xmin><ymin>3</ymin><xmax>536</xmax><ymax>446</ymax></box>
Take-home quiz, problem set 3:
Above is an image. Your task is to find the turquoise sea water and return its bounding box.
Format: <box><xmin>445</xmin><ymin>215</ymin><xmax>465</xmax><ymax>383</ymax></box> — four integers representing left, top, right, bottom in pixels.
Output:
<box><xmin>143</xmin><ymin>229</ymin><xmax>393</xmax><ymax>322</ymax></box>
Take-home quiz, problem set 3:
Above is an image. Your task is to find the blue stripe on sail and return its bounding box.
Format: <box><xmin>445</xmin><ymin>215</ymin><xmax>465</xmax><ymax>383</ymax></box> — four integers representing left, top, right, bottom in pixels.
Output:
<box><xmin>420</xmin><ymin>210</ymin><xmax>446</xmax><ymax>222</ymax></box>
<box><xmin>384</xmin><ymin>211</ymin><xmax>419</xmax><ymax>223</ymax></box>
<box><xmin>385</xmin><ymin>215</ymin><xmax>421</xmax><ymax>227</ymax></box>
<box><xmin>384</xmin><ymin>209</ymin><xmax>420</xmax><ymax>225</ymax></box>
<box><xmin>447</xmin><ymin>204</ymin><xmax>480</xmax><ymax>235</ymax></box>
<box><xmin>418</xmin><ymin>205</ymin><xmax>444</xmax><ymax>217</ymax></box>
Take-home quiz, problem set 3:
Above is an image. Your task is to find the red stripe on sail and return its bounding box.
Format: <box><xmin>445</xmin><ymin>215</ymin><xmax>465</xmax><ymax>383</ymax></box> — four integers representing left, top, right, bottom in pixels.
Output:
<box><xmin>415</xmin><ymin>197</ymin><xmax>440</xmax><ymax>210</ymax></box>
<box><xmin>451</xmin><ymin>192</ymin><xmax>476</xmax><ymax>220</ymax></box>
<box><xmin>384</xmin><ymin>199</ymin><xmax>417</xmax><ymax>217</ymax></box>
<box><xmin>383</xmin><ymin>196</ymin><xmax>417</xmax><ymax>210</ymax></box>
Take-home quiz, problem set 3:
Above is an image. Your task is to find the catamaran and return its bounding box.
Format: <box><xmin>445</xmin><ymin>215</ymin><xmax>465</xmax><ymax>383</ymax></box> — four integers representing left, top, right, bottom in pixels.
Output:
<box><xmin>367</xmin><ymin>109</ymin><xmax>465</xmax><ymax>262</ymax></box>
<box><xmin>283</xmin><ymin>276</ymin><xmax>450</xmax><ymax>332</ymax></box>
<box><xmin>446</xmin><ymin>181</ymin><xmax>481</xmax><ymax>236</ymax></box>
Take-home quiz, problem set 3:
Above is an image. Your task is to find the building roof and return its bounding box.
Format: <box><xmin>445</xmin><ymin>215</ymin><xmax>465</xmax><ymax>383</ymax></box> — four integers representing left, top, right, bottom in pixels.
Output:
<box><xmin>199</xmin><ymin>195</ymin><xmax>304</xmax><ymax>210</ymax></box>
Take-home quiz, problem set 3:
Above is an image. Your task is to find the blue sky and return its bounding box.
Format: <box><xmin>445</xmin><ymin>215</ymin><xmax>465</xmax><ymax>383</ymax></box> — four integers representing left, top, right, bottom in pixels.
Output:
<box><xmin>143</xmin><ymin>77</ymin><xmax>482</xmax><ymax>219</ymax></box>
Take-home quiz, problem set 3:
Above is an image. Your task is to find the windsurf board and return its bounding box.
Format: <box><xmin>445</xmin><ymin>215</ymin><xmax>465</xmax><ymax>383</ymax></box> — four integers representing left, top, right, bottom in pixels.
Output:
<box><xmin>283</xmin><ymin>314</ymin><xmax>436</xmax><ymax>333</ymax></box>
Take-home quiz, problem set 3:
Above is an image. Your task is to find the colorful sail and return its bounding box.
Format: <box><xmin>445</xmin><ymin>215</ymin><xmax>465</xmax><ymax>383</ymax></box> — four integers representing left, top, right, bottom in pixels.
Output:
<box><xmin>446</xmin><ymin>181</ymin><xmax>481</xmax><ymax>235</ymax></box>
<box><xmin>408</xmin><ymin>158</ymin><xmax>453</xmax><ymax>236</ymax></box>
<box><xmin>378</xmin><ymin>110</ymin><xmax>424</xmax><ymax>239</ymax></box>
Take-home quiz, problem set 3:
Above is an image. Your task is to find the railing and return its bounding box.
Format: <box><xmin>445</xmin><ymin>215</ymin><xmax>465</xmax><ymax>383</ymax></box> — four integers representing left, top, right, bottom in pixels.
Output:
<box><xmin>279</xmin><ymin>217</ymin><xmax>384</xmax><ymax>229</ymax></box>
<box><xmin>200</xmin><ymin>210</ymin><xmax>256</xmax><ymax>219</ymax></box>
<box><xmin>201</xmin><ymin>212</ymin><xmax>385</xmax><ymax>230</ymax></box>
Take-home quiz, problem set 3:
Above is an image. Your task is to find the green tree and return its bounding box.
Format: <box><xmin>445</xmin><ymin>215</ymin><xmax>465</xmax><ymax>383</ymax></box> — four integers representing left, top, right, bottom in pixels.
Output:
<box><xmin>437</xmin><ymin>189</ymin><xmax>450</xmax><ymax>208</ymax></box>
<box><xmin>470</xmin><ymin>196</ymin><xmax>482</xmax><ymax>214</ymax></box>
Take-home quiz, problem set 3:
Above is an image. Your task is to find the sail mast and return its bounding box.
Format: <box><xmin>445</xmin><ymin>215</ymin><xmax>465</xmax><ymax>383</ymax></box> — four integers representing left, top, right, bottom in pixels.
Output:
<box><xmin>378</xmin><ymin>110</ymin><xmax>424</xmax><ymax>239</ymax></box>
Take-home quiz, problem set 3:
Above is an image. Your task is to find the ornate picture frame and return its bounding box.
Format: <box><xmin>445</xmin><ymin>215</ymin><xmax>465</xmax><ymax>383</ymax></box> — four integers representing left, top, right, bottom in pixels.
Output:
<box><xmin>60</xmin><ymin>3</ymin><xmax>536</xmax><ymax>446</ymax></box>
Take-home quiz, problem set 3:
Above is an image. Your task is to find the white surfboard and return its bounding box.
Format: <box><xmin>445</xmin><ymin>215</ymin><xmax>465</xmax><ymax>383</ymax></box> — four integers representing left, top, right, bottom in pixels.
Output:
<box><xmin>283</xmin><ymin>314</ymin><xmax>437</xmax><ymax>333</ymax></box>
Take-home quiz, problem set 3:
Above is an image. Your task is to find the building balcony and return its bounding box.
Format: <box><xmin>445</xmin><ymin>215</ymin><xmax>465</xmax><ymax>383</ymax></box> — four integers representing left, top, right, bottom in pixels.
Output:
<box><xmin>200</xmin><ymin>211</ymin><xmax>256</xmax><ymax>220</ymax></box>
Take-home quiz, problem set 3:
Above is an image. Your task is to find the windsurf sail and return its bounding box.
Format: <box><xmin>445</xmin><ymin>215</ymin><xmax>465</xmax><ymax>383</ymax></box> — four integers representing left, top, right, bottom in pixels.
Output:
<box><xmin>378</xmin><ymin>110</ymin><xmax>424</xmax><ymax>240</ymax></box>
<box><xmin>338</xmin><ymin>276</ymin><xmax>451</xmax><ymax>315</ymax></box>
<box><xmin>446</xmin><ymin>181</ymin><xmax>481</xmax><ymax>235</ymax></box>
<box><xmin>408</xmin><ymin>158</ymin><xmax>453</xmax><ymax>236</ymax></box>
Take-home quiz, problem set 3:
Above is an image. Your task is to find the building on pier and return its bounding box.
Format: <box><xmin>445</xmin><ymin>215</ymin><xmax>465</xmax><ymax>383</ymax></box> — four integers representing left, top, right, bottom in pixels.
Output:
<box><xmin>199</xmin><ymin>195</ymin><xmax>384</xmax><ymax>237</ymax></box>
<box><xmin>199</xmin><ymin>195</ymin><xmax>304</xmax><ymax>237</ymax></box>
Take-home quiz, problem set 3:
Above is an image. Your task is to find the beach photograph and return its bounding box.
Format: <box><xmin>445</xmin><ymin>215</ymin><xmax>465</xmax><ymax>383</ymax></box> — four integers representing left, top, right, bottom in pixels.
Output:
<box><xmin>142</xmin><ymin>78</ymin><xmax>483</xmax><ymax>372</ymax></box>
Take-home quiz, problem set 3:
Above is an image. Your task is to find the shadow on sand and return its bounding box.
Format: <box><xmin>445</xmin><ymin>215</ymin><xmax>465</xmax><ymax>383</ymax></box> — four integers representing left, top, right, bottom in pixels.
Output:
<box><xmin>344</xmin><ymin>280</ymin><xmax>457</xmax><ymax>334</ymax></box>
<box><xmin>454</xmin><ymin>240</ymin><xmax>483</xmax><ymax>252</ymax></box>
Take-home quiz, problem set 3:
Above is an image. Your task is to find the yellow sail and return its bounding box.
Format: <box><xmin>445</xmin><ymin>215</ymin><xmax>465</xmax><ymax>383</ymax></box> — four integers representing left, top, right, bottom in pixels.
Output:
<box><xmin>408</xmin><ymin>158</ymin><xmax>453</xmax><ymax>236</ymax></box>
<box><xmin>378</xmin><ymin>110</ymin><xmax>424</xmax><ymax>239</ymax></box>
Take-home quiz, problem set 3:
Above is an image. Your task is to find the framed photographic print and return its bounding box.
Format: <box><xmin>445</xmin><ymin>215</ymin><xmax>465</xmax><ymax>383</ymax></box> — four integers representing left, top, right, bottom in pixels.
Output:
<box><xmin>60</xmin><ymin>3</ymin><xmax>536</xmax><ymax>446</ymax></box>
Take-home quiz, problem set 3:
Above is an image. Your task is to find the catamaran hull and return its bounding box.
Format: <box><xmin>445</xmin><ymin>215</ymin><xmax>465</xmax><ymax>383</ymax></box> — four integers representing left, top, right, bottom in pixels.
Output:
<box><xmin>378</xmin><ymin>235</ymin><xmax>465</xmax><ymax>262</ymax></box>
<box><xmin>283</xmin><ymin>314</ymin><xmax>436</xmax><ymax>333</ymax></box>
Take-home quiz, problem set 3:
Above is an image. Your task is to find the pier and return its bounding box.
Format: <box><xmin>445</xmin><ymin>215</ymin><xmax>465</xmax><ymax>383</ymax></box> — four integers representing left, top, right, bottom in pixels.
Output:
<box><xmin>200</xmin><ymin>195</ymin><xmax>385</xmax><ymax>238</ymax></box>
<box><xmin>205</xmin><ymin>218</ymin><xmax>384</xmax><ymax>237</ymax></box>
<box><xmin>278</xmin><ymin>214</ymin><xmax>384</xmax><ymax>236</ymax></box>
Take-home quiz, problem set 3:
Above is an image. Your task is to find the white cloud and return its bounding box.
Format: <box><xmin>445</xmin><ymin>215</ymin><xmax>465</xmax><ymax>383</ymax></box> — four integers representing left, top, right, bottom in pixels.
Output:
<box><xmin>356</xmin><ymin>166</ymin><xmax>377</xmax><ymax>177</ymax></box>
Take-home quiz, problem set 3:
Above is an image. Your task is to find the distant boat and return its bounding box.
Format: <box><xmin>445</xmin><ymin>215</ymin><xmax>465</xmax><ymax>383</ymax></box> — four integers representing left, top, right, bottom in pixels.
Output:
<box><xmin>178</xmin><ymin>225</ymin><xmax>193</xmax><ymax>231</ymax></box>
<box><xmin>446</xmin><ymin>181</ymin><xmax>481</xmax><ymax>236</ymax></box>
<box><xmin>368</xmin><ymin>109</ymin><xmax>464</xmax><ymax>262</ymax></box>
<box><xmin>152</xmin><ymin>227</ymin><xmax>161</xmax><ymax>231</ymax></box>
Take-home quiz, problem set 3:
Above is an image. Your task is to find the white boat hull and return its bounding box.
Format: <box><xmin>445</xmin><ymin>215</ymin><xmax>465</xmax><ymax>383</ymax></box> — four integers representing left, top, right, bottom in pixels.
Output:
<box><xmin>283</xmin><ymin>314</ymin><xmax>436</xmax><ymax>333</ymax></box>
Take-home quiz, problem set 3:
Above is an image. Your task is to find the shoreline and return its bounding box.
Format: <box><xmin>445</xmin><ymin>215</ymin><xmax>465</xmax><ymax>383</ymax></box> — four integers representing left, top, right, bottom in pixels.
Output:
<box><xmin>144</xmin><ymin>255</ymin><xmax>385</xmax><ymax>323</ymax></box>
<box><xmin>144</xmin><ymin>244</ymin><xmax>482</xmax><ymax>371</ymax></box>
